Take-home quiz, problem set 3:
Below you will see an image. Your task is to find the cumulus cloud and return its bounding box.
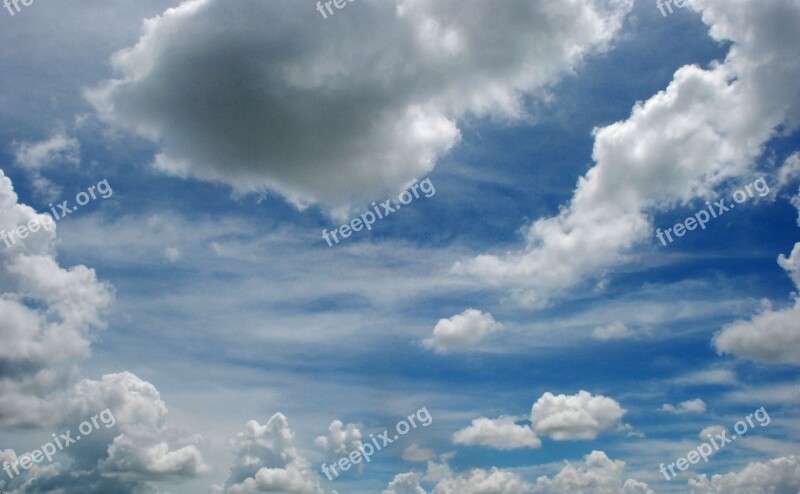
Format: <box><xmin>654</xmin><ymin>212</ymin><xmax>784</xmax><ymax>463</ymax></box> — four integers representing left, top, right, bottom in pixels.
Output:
<box><xmin>456</xmin><ymin>0</ymin><xmax>800</xmax><ymax>307</ymax></box>
<box><xmin>422</xmin><ymin>309</ymin><xmax>502</xmax><ymax>353</ymax></box>
<box><xmin>431</xmin><ymin>467</ymin><xmax>534</xmax><ymax>494</ymax></box>
<box><xmin>87</xmin><ymin>0</ymin><xmax>633</xmax><ymax>214</ymax></box>
<box><xmin>592</xmin><ymin>322</ymin><xmax>635</xmax><ymax>341</ymax></box>
<box><xmin>384</xmin><ymin>472</ymin><xmax>427</xmax><ymax>494</ymax></box>
<box><xmin>531</xmin><ymin>391</ymin><xmax>626</xmax><ymax>441</ymax></box>
<box><xmin>532</xmin><ymin>450</ymin><xmax>653</xmax><ymax>494</ymax></box>
<box><xmin>0</xmin><ymin>170</ymin><xmax>208</xmax><ymax>494</ymax></box>
<box><xmin>315</xmin><ymin>420</ymin><xmax>363</xmax><ymax>457</ymax></box>
<box><xmin>688</xmin><ymin>455</ymin><xmax>800</xmax><ymax>493</ymax></box>
<box><xmin>453</xmin><ymin>416</ymin><xmax>541</xmax><ymax>450</ymax></box>
<box><xmin>211</xmin><ymin>413</ymin><xmax>324</xmax><ymax>494</ymax></box>
<box><xmin>660</xmin><ymin>399</ymin><xmax>707</xmax><ymax>415</ymax></box>
<box><xmin>713</xmin><ymin>242</ymin><xmax>800</xmax><ymax>365</ymax></box>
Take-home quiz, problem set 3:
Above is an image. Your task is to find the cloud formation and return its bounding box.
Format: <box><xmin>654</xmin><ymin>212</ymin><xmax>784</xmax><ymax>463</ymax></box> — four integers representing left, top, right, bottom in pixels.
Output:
<box><xmin>660</xmin><ymin>399</ymin><xmax>707</xmax><ymax>415</ymax></box>
<box><xmin>212</xmin><ymin>413</ymin><xmax>324</xmax><ymax>494</ymax></box>
<box><xmin>0</xmin><ymin>171</ymin><xmax>208</xmax><ymax>494</ymax></box>
<box><xmin>453</xmin><ymin>416</ymin><xmax>541</xmax><ymax>450</ymax></box>
<box><xmin>688</xmin><ymin>455</ymin><xmax>800</xmax><ymax>493</ymax></box>
<box><xmin>533</xmin><ymin>450</ymin><xmax>653</xmax><ymax>494</ymax></box>
<box><xmin>456</xmin><ymin>0</ymin><xmax>800</xmax><ymax>307</ymax></box>
<box><xmin>88</xmin><ymin>0</ymin><xmax>633</xmax><ymax>214</ymax></box>
<box><xmin>714</xmin><ymin>242</ymin><xmax>800</xmax><ymax>365</ymax></box>
<box><xmin>423</xmin><ymin>309</ymin><xmax>502</xmax><ymax>353</ymax></box>
<box><xmin>531</xmin><ymin>391</ymin><xmax>625</xmax><ymax>441</ymax></box>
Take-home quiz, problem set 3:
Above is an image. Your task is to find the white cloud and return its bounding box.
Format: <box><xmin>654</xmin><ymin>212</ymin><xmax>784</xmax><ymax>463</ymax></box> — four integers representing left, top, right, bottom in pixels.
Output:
<box><xmin>315</xmin><ymin>420</ymin><xmax>363</xmax><ymax>457</ymax></box>
<box><xmin>777</xmin><ymin>152</ymin><xmax>800</xmax><ymax>190</ymax></box>
<box><xmin>12</xmin><ymin>132</ymin><xmax>80</xmax><ymax>171</ymax></box>
<box><xmin>384</xmin><ymin>472</ymin><xmax>427</xmax><ymax>494</ymax></box>
<box><xmin>456</xmin><ymin>0</ymin><xmax>800</xmax><ymax>307</ymax></box>
<box><xmin>453</xmin><ymin>416</ymin><xmax>541</xmax><ymax>450</ymax></box>
<box><xmin>713</xmin><ymin>242</ymin><xmax>800</xmax><ymax>365</ymax></box>
<box><xmin>688</xmin><ymin>455</ymin><xmax>800</xmax><ymax>493</ymax></box>
<box><xmin>0</xmin><ymin>170</ymin><xmax>209</xmax><ymax>493</ymax></box>
<box><xmin>12</xmin><ymin>132</ymin><xmax>81</xmax><ymax>199</ymax></box>
<box><xmin>699</xmin><ymin>425</ymin><xmax>725</xmax><ymax>441</ymax></box>
<box><xmin>87</xmin><ymin>0</ymin><xmax>633</xmax><ymax>215</ymax></box>
<box><xmin>532</xmin><ymin>450</ymin><xmax>653</xmax><ymax>494</ymax></box>
<box><xmin>211</xmin><ymin>413</ymin><xmax>324</xmax><ymax>494</ymax></box>
<box><xmin>531</xmin><ymin>391</ymin><xmax>625</xmax><ymax>441</ymax></box>
<box><xmin>670</xmin><ymin>369</ymin><xmax>737</xmax><ymax>386</ymax></box>
<box><xmin>660</xmin><ymin>399</ymin><xmax>707</xmax><ymax>415</ymax></box>
<box><xmin>422</xmin><ymin>309</ymin><xmax>502</xmax><ymax>353</ymax></box>
<box><xmin>431</xmin><ymin>467</ymin><xmax>534</xmax><ymax>494</ymax></box>
<box><xmin>402</xmin><ymin>444</ymin><xmax>435</xmax><ymax>463</ymax></box>
<box><xmin>592</xmin><ymin>322</ymin><xmax>635</xmax><ymax>341</ymax></box>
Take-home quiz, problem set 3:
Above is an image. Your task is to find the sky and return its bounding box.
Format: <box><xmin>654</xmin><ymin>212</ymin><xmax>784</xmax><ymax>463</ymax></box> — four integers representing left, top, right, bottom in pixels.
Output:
<box><xmin>0</xmin><ymin>0</ymin><xmax>799</xmax><ymax>493</ymax></box>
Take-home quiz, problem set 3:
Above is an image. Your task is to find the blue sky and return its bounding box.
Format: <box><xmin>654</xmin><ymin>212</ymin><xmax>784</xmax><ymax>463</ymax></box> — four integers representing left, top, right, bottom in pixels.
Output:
<box><xmin>1</xmin><ymin>1</ymin><xmax>799</xmax><ymax>493</ymax></box>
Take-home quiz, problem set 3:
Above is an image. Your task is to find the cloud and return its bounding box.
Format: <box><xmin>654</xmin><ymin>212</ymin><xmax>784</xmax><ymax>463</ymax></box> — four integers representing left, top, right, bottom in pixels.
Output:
<box><xmin>430</xmin><ymin>467</ymin><xmax>534</xmax><ymax>494</ymax></box>
<box><xmin>531</xmin><ymin>391</ymin><xmax>625</xmax><ymax>441</ymax></box>
<box><xmin>402</xmin><ymin>444</ymin><xmax>435</xmax><ymax>463</ymax></box>
<box><xmin>211</xmin><ymin>413</ymin><xmax>324</xmax><ymax>494</ymax></box>
<box><xmin>87</xmin><ymin>0</ymin><xmax>633</xmax><ymax>214</ymax></box>
<box><xmin>12</xmin><ymin>132</ymin><xmax>81</xmax><ymax>199</ymax></box>
<box><xmin>315</xmin><ymin>420</ymin><xmax>363</xmax><ymax>457</ymax></box>
<box><xmin>592</xmin><ymin>322</ymin><xmax>635</xmax><ymax>341</ymax></box>
<box><xmin>669</xmin><ymin>369</ymin><xmax>737</xmax><ymax>386</ymax></box>
<box><xmin>384</xmin><ymin>472</ymin><xmax>427</xmax><ymax>494</ymax></box>
<box><xmin>0</xmin><ymin>170</ymin><xmax>208</xmax><ymax>493</ymax></box>
<box><xmin>455</xmin><ymin>0</ymin><xmax>800</xmax><ymax>307</ymax></box>
<box><xmin>12</xmin><ymin>132</ymin><xmax>80</xmax><ymax>171</ymax></box>
<box><xmin>453</xmin><ymin>416</ymin><xmax>541</xmax><ymax>450</ymax></box>
<box><xmin>422</xmin><ymin>309</ymin><xmax>502</xmax><ymax>353</ymax></box>
<box><xmin>532</xmin><ymin>450</ymin><xmax>653</xmax><ymax>494</ymax></box>
<box><xmin>688</xmin><ymin>455</ymin><xmax>800</xmax><ymax>493</ymax></box>
<box><xmin>777</xmin><ymin>152</ymin><xmax>800</xmax><ymax>190</ymax></box>
<box><xmin>713</xmin><ymin>242</ymin><xmax>800</xmax><ymax>365</ymax></box>
<box><xmin>699</xmin><ymin>425</ymin><xmax>725</xmax><ymax>440</ymax></box>
<box><xmin>660</xmin><ymin>399</ymin><xmax>707</xmax><ymax>415</ymax></box>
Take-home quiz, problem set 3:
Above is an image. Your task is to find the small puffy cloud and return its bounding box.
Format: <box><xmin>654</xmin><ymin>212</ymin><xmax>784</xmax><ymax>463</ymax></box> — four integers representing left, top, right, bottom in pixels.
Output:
<box><xmin>592</xmin><ymin>322</ymin><xmax>635</xmax><ymax>341</ymax></box>
<box><xmin>699</xmin><ymin>425</ymin><xmax>725</xmax><ymax>440</ymax></box>
<box><xmin>315</xmin><ymin>420</ymin><xmax>363</xmax><ymax>457</ymax></box>
<box><xmin>87</xmin><ymin>0</ymin><xmax>633</xmax><ymax>214</ymax></box>
<box><xmin>384</xmin><ymin>472</ymin><xmax>427</xmax><ymax>494</ymax></box>
<box><xmin>688</xmin><ymin>455</ymin><xmax>800</xmax><ymax>493</ymax></box>
<box><xmin>453</xmin><ymin>416</ymin><xmax>541</xmax><ymax>450</ymax></box>
<box><xmin>533</xmin><ymin>451</ymin><xmax>653</xmax><ymax>494</ymax></box>
<box><xmin>531</xmin><ymin>391</ymin><xmax>626</xmax><ymax>441</ymax></box>
<box><xmin>660</xmin><ymin>399</ymin><xmax>707</xmax><ymax>415</ymax></box>
<box><xmin>713</xmin><ymin>243</ymin><xmax>800</xmax><ymax>365</ymax></box>
<box><xmin>212</xmin><ymin>413</ymin><xmax>324</xmax><ymax>494</ymax></box>
<box><xmin>422</xmin><ymin>309</ymin><xmax>502</xmax><ymax>353</ymax></box>
<box><xmin>402</xmin><ymin>444</ymin><xmax>435</xmax><ymax>463</ymax></box>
